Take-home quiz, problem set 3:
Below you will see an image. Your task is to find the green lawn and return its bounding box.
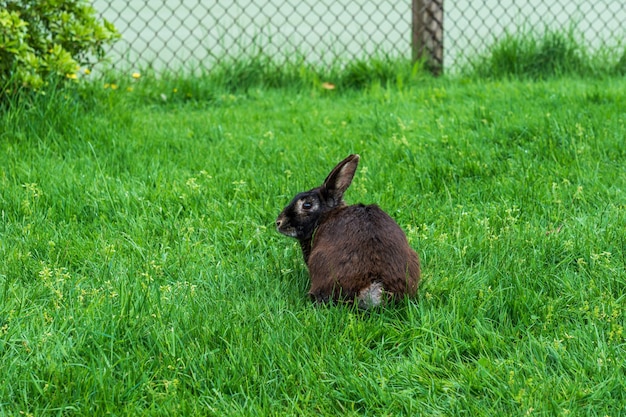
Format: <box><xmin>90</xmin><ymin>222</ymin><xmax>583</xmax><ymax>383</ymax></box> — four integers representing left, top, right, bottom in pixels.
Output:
<box><xmin>1</xmin><ymin>76</ymin><xmax>625</xmax><ymax>415</ymax></box>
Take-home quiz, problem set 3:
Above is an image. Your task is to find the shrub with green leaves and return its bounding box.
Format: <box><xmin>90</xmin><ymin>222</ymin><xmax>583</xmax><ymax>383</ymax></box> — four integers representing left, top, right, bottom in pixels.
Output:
<box><xmin>0</xmin><ymin>0</ymin><xmax>119</xmax><ymax>91</ymax></box>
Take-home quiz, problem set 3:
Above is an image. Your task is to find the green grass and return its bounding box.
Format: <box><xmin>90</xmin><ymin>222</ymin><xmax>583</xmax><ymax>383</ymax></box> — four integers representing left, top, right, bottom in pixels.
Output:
<box><xmin>88</xmin><ymin>54</ymin><xmax>427</xmax><ymax>108</ymax></box>
<box><xmin>466</xmin><ymin>27</ymin><xmax>626</xmax><ymax>79</ymax></box>
<box><xmin>1</xmin><ymin>61</ymin><xmax>626</xmax><ymax>416</ymax></box>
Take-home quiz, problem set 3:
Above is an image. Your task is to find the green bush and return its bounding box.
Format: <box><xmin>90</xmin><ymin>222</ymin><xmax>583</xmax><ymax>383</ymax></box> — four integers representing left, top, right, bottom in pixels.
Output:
<box><xmin>0</xmin><ymin>0</ymin><xmax>119</xmax><ymax>91</ymax></box>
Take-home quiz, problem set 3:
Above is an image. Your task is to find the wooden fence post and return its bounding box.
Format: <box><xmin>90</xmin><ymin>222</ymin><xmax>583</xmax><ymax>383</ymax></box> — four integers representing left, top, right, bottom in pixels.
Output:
<box><xmin>412</xmin><ymin>0</ymin><xmax>444</xmax><ymax>75</ymax></box>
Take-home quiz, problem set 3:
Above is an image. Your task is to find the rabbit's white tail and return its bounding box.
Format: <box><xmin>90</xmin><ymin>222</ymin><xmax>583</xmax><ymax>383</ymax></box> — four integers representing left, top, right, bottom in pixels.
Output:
<box><xmin>357</xmin><ymin>282</ymin><xmax>384</xmax><ymax>309</ymax></box>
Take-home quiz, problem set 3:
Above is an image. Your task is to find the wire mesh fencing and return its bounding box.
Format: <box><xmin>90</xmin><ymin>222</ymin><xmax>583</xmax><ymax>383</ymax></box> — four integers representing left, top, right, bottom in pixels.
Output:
<box><xmin>92</xmin><ymin>0</ymin><xmax>626</xmax><ymax>74</ymax></box>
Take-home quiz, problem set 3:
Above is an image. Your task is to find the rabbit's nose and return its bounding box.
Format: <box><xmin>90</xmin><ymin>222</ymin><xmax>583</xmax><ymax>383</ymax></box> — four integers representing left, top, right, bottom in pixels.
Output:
<box><xmin>276</xmin><ymin>218</ymin><xmax>283</xmax><ymax>228</ymax></box>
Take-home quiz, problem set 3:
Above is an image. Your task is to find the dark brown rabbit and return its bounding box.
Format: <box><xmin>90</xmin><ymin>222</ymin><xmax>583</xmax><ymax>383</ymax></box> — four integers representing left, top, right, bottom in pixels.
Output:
<box><xmin>276</xmin><ymin>154</ymin><xmax>420</xmax><ymax>308</ymax></box>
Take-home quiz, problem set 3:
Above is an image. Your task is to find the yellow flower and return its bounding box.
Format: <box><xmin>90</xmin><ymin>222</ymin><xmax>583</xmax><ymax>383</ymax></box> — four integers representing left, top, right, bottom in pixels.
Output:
<box><xmin>110</xmin><ymin>84</ymin><xmax>118</xmax><ymax>90</ymax></box>
<box><xmin>132</xmin><ymin>72</ymin><xmax>141</xmax><ymax>79</ymax></box>
<box><xmin>66</xmin><ymin>73</ymin><xmax>78</xmax><ymax>80</ymax></box>
<box><xmin>84</xmin><ymin>68</ymin><xmax>91</xmax><ymax>75</ymax></box>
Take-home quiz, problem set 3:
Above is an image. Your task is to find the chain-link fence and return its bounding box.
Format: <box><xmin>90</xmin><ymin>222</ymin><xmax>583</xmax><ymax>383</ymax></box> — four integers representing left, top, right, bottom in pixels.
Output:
<box><xmin>93</xmin><ymin>0</ymin><xmax>626</xmax><ymax>74</ymax></box>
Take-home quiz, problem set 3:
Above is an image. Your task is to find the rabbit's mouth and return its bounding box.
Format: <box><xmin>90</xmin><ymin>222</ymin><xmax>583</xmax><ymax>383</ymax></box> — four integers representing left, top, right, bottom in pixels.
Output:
<box><xmin>277</xmin><ymin>227</ymin><xmax>298</xmax><ymax>238</ymax></box>
<box><xmin>276</xmin><ymin>215</ymin><xmax>297</xmax><ymax>237</ymax></box>
<box><xmin>278</xmin><ymin>229</ymin><xmax>298</xmax><ymax>239</ymax></box>
<box><xmin>276</xmin><ymin>223</ymin><xmax>298</xmax><ymax>238</ymax></box>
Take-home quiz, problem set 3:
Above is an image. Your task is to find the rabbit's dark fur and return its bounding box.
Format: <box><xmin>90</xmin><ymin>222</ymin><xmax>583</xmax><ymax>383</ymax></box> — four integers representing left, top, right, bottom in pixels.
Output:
<box><xmin>276</xmin><ymin>154</ymin><xmax>420</xmax><ymax>308</ymax></box>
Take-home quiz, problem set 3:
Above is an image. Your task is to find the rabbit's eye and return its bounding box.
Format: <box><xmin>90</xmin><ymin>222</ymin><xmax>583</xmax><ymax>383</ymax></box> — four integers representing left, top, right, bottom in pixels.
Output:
<box><xmin>302</xmin><ymin>201</ymin><xmax>313</xmax><ymax>210</ymax></box>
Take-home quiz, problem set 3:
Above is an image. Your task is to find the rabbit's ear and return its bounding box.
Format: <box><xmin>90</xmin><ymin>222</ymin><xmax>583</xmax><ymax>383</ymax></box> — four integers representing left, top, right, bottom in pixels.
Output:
<box><xmin>320</xmin><ymin>154</ymin><xmax>360</xmax><ymax>206</ymax></box>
